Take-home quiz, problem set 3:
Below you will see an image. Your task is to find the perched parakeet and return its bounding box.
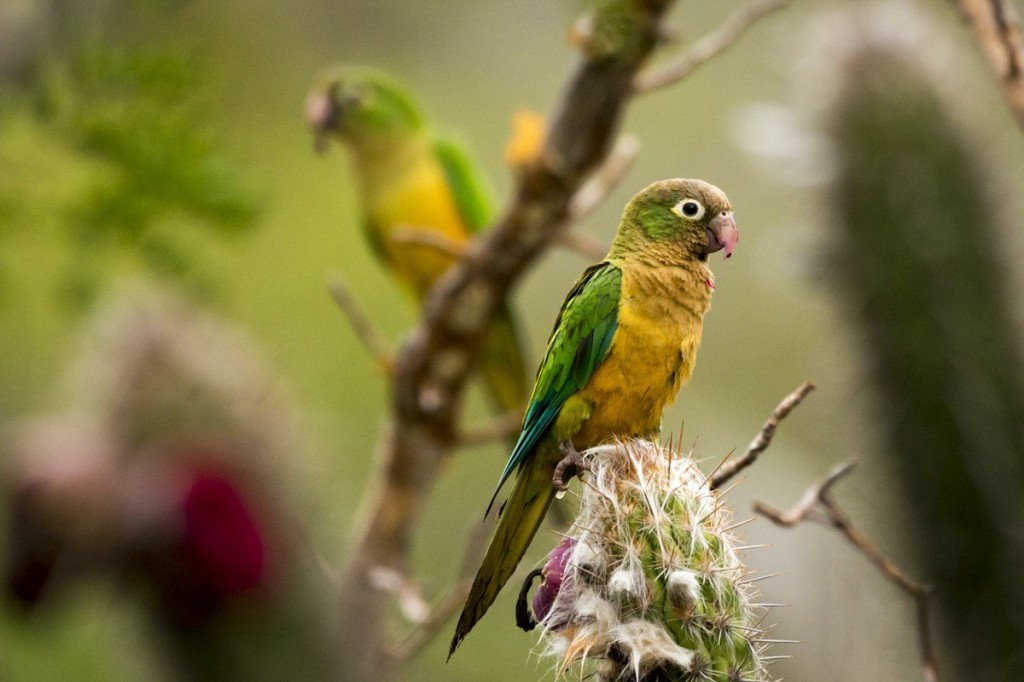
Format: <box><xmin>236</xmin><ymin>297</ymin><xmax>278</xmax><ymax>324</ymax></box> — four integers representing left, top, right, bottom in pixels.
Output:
<box><xmin>449</xmin><ymin>178</ymin><xmax>739</xmax><ymax>655</ymax></box>
<box><xmin>306</xmin><ymin>67</ymin><xmax>529</xmax><ymax>415</ymax></box>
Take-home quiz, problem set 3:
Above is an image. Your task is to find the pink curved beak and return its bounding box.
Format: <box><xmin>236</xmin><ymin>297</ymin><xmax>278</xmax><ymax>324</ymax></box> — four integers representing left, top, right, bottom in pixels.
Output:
<box><xmin>306</xmin><ymin>90</ymin><xmax>338</xmax><ymax>154</ymax></box>
<box><xmin>707</xmin><ymin>211</ymin><xmax>738</xmax><ymax>260</ymax></box>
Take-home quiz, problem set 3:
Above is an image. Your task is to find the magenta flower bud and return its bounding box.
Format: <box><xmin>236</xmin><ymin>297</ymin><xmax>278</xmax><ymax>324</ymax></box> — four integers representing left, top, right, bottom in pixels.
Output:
<box><xmin>181</xmin><ymin>467</ymin><xmax>267</xmax><ymax>598</ymax></box>
<box><xmin>532</xmin><ymin>537</ymin><xmax>575</xmax><ymax>628</ymax></box>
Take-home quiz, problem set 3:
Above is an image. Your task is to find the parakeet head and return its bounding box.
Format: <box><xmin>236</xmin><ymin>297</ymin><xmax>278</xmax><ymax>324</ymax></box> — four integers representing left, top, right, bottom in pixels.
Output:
<box><xmin>612</xmin><ymin>178</ymin><xmax>739</xmax><ymax>262</ymax></box>
<box><xmin>306</xmin><ymin>67</ymin><xmax>424</xmax><ymax>154</ymax></box>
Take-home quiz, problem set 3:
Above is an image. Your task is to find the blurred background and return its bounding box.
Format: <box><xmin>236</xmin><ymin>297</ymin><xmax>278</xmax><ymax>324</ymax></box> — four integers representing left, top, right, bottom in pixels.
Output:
<box><xmin>2</xmin><ymin>0</ymin><xmax>1024</xmax><ymax>680</ymax></box>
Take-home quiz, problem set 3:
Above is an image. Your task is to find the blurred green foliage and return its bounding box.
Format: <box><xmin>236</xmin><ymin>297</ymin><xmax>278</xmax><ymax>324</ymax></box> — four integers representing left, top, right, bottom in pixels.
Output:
<box><xmin>828</xmin><ymin>38</ymin><xmax>1024</xmax><ymax>682</ymax></box>
<box><xmin>2</xmin><ymin>0</ymin><xmax>258</xmax><ymax>309</ymax></box>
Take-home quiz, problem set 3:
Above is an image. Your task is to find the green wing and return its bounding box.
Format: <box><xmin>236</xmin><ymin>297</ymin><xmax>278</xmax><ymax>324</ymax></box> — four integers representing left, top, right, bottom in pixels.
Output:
<box><xmin>487</xmin><ymin>261</ymin><xmax>621</xmax><ymax>510</ymax></box>
<box><xmin>434</xmin><ymin>136</ymin><xmax>494</xmax><ymax>232</ymax></box>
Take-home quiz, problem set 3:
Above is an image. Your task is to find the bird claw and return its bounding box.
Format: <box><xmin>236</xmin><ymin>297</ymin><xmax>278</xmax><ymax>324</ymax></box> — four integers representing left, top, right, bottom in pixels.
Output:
<box><xmin>553</xmin><ymin>441</ymin><xmax>590</xmax><ymax>492</ymax></box>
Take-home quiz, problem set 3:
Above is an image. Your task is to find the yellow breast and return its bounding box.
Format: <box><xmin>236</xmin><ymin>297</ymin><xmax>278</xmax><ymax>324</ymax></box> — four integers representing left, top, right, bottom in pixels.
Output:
<box><xmin>572</xmin><ymin>261</ymin><xmax>712</xmax><ymax>447</ymax></box>
<box><xmin>365</xmin><ymin>154</ymin><xmax>471</xmax><ymax>297</ymax></box>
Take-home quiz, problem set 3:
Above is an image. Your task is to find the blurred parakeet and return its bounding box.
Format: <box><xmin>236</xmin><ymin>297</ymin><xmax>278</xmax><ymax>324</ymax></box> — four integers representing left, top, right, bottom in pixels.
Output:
<box><xmin>306</xmin><ymin>67</ymin><xmax>529</xmax><ymax>415</ymax></box>
<box><xmin>449</xmin><ymin>178</ymin><xmax>739</xmax><ymax>655</ymax></box>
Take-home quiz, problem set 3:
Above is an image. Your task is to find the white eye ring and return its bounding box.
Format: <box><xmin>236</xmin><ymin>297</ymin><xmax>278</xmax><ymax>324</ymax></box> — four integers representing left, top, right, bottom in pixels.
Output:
<box><xmin>671</xmin><ymin>199</ymin><xmax>705</xmax><ymax>220</ymax></box>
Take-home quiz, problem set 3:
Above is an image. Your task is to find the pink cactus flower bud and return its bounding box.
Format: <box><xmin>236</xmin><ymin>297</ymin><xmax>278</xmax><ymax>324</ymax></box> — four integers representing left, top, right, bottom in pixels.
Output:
<box><xmin>181</xmin><ymin>468</ymin><xmax>267</xmax><ymax>598</ymax></box>
<box><xmin>533</xmin><ymin>536</ymin><xmax>575</xmax><ymax>629</ymax></box>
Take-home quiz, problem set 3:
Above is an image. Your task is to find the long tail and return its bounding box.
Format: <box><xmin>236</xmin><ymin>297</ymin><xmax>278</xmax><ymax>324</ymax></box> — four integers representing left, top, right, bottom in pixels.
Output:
<box><xmin>449</xmin><ymin>452</ymin><xmax>556</xmax><ymax>657</ymax></box>
<box><xmin>479</xmin><ymin>304</ymin><xmax>530</xmax><ymax>415</ymax></box>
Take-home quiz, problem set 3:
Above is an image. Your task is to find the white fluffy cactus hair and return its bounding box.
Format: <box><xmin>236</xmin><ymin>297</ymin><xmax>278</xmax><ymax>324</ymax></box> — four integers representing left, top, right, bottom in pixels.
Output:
<box><xmin>529</xmin><ymin>439</ymin><xmax>773</xmax><ymax>682</ymax></box>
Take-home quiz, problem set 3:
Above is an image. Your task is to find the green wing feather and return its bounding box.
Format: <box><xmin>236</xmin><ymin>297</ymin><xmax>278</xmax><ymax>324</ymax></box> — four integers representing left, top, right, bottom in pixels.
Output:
<box><xmin>486</xmin><ymin>261</ymin><xmax>622</xmax><ymax>512</ymax></box>
<box><xmin>451</xmin><ymin>261</ymin><xmax>621</xmax><ymax>656</ymax></box>
<box><xmin>434</xmin><ymin>136</ymin><xmax>495</xmax><ymax>232</ymax></box>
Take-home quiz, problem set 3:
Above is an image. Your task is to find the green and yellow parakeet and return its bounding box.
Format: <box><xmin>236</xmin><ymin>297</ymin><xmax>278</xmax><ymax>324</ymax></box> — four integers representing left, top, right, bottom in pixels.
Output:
<box><xmin>306</xmin><ymin>67</ymin><xmax>529</xmax><ymax>415</ymax></box>
<box><xmin>449</xmin><ymin>178</ymin><xmax>739</xmax><ymax>655</ymax></box>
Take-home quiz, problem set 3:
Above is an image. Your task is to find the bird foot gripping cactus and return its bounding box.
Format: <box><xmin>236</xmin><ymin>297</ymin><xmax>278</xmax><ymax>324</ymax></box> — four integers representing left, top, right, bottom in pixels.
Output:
<box><xmin>530</xmin><ymin>439</ymin><xmax>772</xmax><ymax>682</ymax></box>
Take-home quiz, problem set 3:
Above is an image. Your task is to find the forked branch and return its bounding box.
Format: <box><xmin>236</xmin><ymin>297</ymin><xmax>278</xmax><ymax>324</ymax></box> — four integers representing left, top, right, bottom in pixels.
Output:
<box><xmin>956</xmin><ymin>0</ymin><xmax>1024</xmax><ymax>132</ymax></box>
<box><xmin>755</xmin><ymin>462</ymin><xmax>939</xmax><ymax>682</ymax></box>
<box><xmin>710</xmin><ymin>381</ymin><xmax>815</xmax><ymax>490</ymax></box>
<box><xmin>634</xmin><ymin>0</ymin><xmax>792</xmax><ymax>94</ymax></box>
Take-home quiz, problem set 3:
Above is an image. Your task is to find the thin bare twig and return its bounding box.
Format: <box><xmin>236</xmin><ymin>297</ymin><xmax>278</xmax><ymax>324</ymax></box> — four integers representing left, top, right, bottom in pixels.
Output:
<box><xmin>755</xmin><ymin>461</ymin><xmax>939</xmax><ymax>682</ymax></box>
<box><xmin>390</xmin><ymin>505</ymin><xmax>499</xmax><ymax>666</ymax></box>
<box><xmin>393</xmin><ymin>223</ymin><xmax>605</xmax><ymax>269</ymax></box>
<box><xmin>392</xmin><ymin>203</ymin><xmax>606</xmax><ymax>267</ymax></box>
<box><xmin>390</xmin><ymin>227</ymin><xmax>470</xmax><ymax>259</ymax></box>
<box><xmin>568</xmin><ymin>134</ymin><xmax>641</xmax><ymax>221</ymax></box>
<box><xmin>956</xmin><ymin>0</ymin><xmax>1024</xmax><ymax>132</ymax></box>
<box><xmin>367</xmin><ymin>565</ymin><xmax>431</xmax><ymax>623</ymax></box>
<box><xmin>326</xmin><ymin>277</ymin><xmax>394</xmax><ymax>373</ymax></box>
<box><xmin>633</xmin><ymin>0</ymin><xmax>792</xmax><ymax>94</ymax></box>
<box><xmin>554</xmin><ymin>133</ymin><xmax>640</xmax><ymax>261</ymax></box>
<box><xmin>549</xmin><ymin>134</ymin><xmax>642</xmax><ymax>261</ymax></box>
<box><xmin>710</xmin><ymin>381</ymin><xmax>815</xmax><ymax>490</ymax></box>
<box><xmin>389</xmin><ymin>577</ymin><xmax>473</xmax><ymax>664</ymax></box>
<box><xmin>557</xmin><ymin>230</ymin><xmax>607</xmax><ymax>261</ymax></box>
<box><xmin>754</xmin><ymin>459</ymin><xmax>856</xmax><ymax>526</ymax></box>
<box><xmin>457</xmin><ymin>409</ymin><xmax>524</xmax><ymax>448</ymax></box>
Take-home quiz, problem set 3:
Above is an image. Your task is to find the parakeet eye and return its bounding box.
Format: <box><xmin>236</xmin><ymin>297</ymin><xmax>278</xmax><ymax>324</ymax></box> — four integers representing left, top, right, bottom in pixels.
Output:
<box><xmin>672</xmin><ymin>199</ymin><xmax>705</xmax><ymax>220</ymax></box>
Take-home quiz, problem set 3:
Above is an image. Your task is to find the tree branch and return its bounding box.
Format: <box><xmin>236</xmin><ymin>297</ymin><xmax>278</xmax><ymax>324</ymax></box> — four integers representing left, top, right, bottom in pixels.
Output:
<box><xmin>567</xmin><ymin>133</ymin><xmax>640</xmax><ymax>222</ymax></box>
<box><xmin>554</xmin><ymin>133</ymin><xmax>640</xmax><ymax>261</ymax></box>
<box><xmin>556</xmin><ymin>230</ymin><xmax>608</xmax><ymax>260</ymax></box>
<box><xmin>390</xmin><ymin>228</ymin><xmax>469</xmax><ymax>259</ymax></box>
<box><xmin>335</xmin><ymin>3</ymin><xmax>681</xmax><ymax>676</ymax></box>
<box><xmin>633</xmin><ymin>0</ymin><xmax>791</xmax><ymax>94</ymax></box>
<box><xmin>389</xmin><ymin>578</ymin><xmax>474</xmax><ymax>665</ymax></box>
<box><xmin>391</xmin><ymin>225</ymin><xmax>605</xmax><ymax>272</ymax></box>
<box><xmin>709</xmin><ymin>381</ymin><xmax>814</xmax><ymax>490</ymax></box>
<box><xmin>955</xmin><ymin>0</ymin><xmax>1024</xmax><ymax>132</ymax></box>
<box><xmin>456</xmin><ymin>410</ymin><xmax>524</xmax><ymax>448</ymax></box>
<box><xmin>755</xmin><ymin>461</ymin><xmax>939</xmax><ymax>682</ymax></box>
<box><xmin>388</xmin><ymin>505</ymin><xmax>499</xmax><ymax>667</ymax></box>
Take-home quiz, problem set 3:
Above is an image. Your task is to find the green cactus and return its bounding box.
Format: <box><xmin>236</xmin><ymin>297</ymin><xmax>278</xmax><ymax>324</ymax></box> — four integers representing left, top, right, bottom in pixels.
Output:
<box><xmin>534</xmin><ymin>439</ymin><xmax>771</xmax><ymax>682</ymax></box>
<box><xmin>818</xmin><ymin>4</ymin><xmax>1024</xmax><ymax>679</ymax></box>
